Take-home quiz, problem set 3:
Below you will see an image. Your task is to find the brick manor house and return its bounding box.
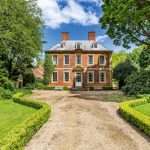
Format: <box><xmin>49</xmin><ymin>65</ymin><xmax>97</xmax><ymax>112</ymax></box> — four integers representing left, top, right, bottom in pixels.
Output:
<box><xmin>46</xmin><ymin>32</ymin><xmax>113</xmax><ymax>89</ymax></box>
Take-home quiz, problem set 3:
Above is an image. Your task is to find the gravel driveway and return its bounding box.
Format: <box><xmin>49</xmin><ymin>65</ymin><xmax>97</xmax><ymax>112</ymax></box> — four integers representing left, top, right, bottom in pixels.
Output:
<box><xmin>25</xmin><ymin>90</ymin><xmax>150</xmax><ymax>150</ymax></box>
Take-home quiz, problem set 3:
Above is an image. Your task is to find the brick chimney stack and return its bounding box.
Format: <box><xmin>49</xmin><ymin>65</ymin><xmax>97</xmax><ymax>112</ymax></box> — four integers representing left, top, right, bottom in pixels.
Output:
<box><xmin>62</xmin><ymin>32</ymin><xmax>69</xmax><ymax>41</ymax></box>
<box><xmin>88</xmin><ymin>32</ymin><xmax>95</xmax><ymax>41</ymax></box>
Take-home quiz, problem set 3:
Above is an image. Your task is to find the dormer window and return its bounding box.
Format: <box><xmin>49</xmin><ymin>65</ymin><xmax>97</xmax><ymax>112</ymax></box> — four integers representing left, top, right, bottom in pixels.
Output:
<box><xmin>92</xmin><ymin>43</ymin><xmax>97</xmax><ymax>48</ymax></box>
<box><xmin>60</xmin><ymin>42</ymin><xmax>65</xmax><ymax>48</ymax></box>
<box><xmin>75</xmin><ymin>43</ymin><xmax>81</xmax><ymax>49</ymax></box>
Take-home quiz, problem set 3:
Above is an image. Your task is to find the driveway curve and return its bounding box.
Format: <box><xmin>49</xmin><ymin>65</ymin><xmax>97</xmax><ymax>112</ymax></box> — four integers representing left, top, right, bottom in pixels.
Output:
<box><xmin>25</xmin><ymin>90</ymin><xmax>150</xmax><ymax>150</ymax></box>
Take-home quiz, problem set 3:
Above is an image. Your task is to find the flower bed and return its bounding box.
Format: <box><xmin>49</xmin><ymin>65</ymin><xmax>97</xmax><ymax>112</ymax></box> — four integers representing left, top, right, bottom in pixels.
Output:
<box><xmin>0</xmin><ymin>93</ymin><xmax>51</xmax><ymax>150</ymax></box>
<box><xmin>119</xmin><ymin>96</ymin><xmax>150</xmax><ymax>136</ymax></box>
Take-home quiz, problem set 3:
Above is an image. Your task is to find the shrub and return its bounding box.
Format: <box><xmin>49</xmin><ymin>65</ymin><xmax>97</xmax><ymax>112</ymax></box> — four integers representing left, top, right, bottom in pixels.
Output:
<box><xmin>16</xmin><ymin>89</ymin><xmax>32</xmax><ymax>96</ymax></box>
<box><xmin>123</xmin><ymin>70</ymin><xmax>150</xmax><ymax>96</ymax></box>
<box><xmin>34</xmin><ymin>78</ymin><xmax>44</xmax><ymax>89</ymax></box>
<box><xmin>119</xmin><ymin>96</ymin><xmax>150</xmax><ymax>136</ymax></box>
<box><xmin>43</xmin><ymin>86</ymin><xmax>55</xmax><ymax>90</ymax></box>
<box><xmin>0</xmin><ymin>87</ymin><xmax>13</xmax><ymax>99</ymax></box>
<box><xmin>102</xmin><ymin>86</ymin><xmax>113</xmax><ymax>90</ymax></box>
<box><xmin>24</xmin><ymin>83</ymin><xmax>35</xmax><ymax>90</ymax></box>
<box><xmin>89</xmin><ymin>86</ymin><xmax>94</xmax><ymax>91</ymax></box>
<box><xmin>0</xmin><ymin>93</ymin><xmax>51</xmax><ymax>149</ymax></box>
<box><xmin>23</xmin><ymin>72</ymin><xmax>36</xmax><ymax>86</ymax></box>
<box><xmin>63</xmin><ymin>86</ymin><xmax>69</xmax><ymax>90</ymax></box>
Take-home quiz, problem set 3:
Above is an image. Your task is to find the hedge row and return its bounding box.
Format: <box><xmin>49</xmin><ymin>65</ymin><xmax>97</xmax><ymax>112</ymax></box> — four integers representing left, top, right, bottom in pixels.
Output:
<box><xmin>119</xmin><ymin>96</ymin><xmax>150</xmax><ymax>136</ymax></box>
<box><xmin>0</xmin><ymin>93</ymin><xmax>51</xmax><ymax>150</ymax></box>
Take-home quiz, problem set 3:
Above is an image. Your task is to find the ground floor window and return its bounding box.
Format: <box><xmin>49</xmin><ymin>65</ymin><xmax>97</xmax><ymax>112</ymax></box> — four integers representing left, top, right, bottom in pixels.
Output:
<box><xmin>52</xmin><ymin>72</ymin><xmax>58</xmax><ymax>82</ymax></box>
<box><xmin>87</xmin><ymin>71</ymin><xmax>94</xmax><ymax>83</ymax></box>
<box><xmin>64</xmin><ymin>72</ymin><xmax>70</xmax><ymax>82</ymax></box>
<box><xmin>100</xmin><ymin>71</ymin><xmax>106</xmax><ymax>82</ymax></box>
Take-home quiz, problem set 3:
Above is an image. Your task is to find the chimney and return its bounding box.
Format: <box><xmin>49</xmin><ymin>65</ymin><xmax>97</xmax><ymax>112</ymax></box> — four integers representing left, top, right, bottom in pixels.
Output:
<box><xmin>88</xmin><ymin>32</ymin><xmax>95</xmax><ymax>41</ymax></box>
<box><xmin>62</xmin><ymin>32</ymin><xmax>69</xmax><ymax>41</ymax></box>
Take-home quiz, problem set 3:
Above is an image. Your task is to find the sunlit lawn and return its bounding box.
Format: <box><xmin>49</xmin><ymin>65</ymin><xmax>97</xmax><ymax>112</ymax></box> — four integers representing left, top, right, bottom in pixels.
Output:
<box><xmin>0</xmin><ymin>100</ymin><xmax>37</xmax><ymax>139</ymax></box>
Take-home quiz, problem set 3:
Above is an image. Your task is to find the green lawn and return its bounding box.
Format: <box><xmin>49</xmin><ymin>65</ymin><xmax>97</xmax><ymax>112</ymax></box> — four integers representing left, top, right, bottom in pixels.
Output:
<box><xmin>0</xmin><ymin>100</ymin><xmax>37</xmax><ymax>139</ymax></box>
<box><xmin>134</xmin><ymin>103</ymin><xmax>150</xmax><ymax>117</ymax></box>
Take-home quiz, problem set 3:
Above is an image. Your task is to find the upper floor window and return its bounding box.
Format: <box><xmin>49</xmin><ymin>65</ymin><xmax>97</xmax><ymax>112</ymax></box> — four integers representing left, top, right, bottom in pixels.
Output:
<box><xmin>76</xmin><ymin>54</ymin><xmax>81</xmax><ymax>65</ymax></box>
<box><xmin>52</xmin><ymin>72</ymin><xmax>58</xmax><ymax>82</ymax></box>
<box><xmin>99</xmin><ymin>71</ymin><xmax>106</xmax><ymax>82</ymax></box>
<box><xmin>88</xmin><ymin>71</ymin><xmax>94</xmax><ymax>83</ymax></box>
<box><xmin>88</xmin><ymin>55</ymin><xmax>94</xmax><ymax>65</ymax></box>
<box><xmin>64</xmin><ymin>72</ymin><xmax>70</xmax><ymax>82</ymax></box>
<box><xmin>92</xmin><ymin>43</ymin><xmax>97</xmax><ymax>48</ymax></box>
<box><xmin>52</xmin><ymin>55</ymin><xmax>57</xmax><ymax>65</ymax></box>
<box><xmin>64</xmin><ymin>55</ymin><xmax>69</xmax><ymax>65</ymax></box>
<box><xmin>60</xmin><ymin>42</ymin><xmax>65</xmax><ymax>48</ymax></box>
<box><xmin>99</xmin><ymin>55</ymin><xmax>105</xmax><ymax>65</ymax></box>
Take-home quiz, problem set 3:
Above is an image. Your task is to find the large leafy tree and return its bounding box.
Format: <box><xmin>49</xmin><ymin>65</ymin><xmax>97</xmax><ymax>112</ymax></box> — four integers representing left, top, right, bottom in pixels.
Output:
<box><xmin>100</xmin><ymin>0</ymin><xmax>150</xmax><ymax>48</ymax></box>
<box><xmin>0</xmin><ymin>0</ymin><xmax>43</xmax><ymax>80</ymax></box>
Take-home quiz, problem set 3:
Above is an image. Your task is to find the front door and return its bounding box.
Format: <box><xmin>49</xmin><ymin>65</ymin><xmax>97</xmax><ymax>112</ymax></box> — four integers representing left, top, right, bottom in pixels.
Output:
<box><xmin>75</xmin><ymin>72</ymin><xmax>82</xmax><ymax>87</ymax></box>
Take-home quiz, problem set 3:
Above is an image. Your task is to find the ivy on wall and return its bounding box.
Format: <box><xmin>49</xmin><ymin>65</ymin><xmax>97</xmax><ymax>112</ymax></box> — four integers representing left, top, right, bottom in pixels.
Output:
<box><xmin>44</xmin><ymin>53</ymin><xmax>55</xmax><ymax>85</ymax></box>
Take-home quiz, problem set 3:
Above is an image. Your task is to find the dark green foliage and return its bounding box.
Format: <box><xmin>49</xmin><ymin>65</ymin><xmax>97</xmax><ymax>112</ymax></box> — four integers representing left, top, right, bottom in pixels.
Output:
<box><xmin>23</xmin><ymin>72</ymin><xmax>36</xmax><ymax>86</ymax></box>
<box><xmin>139</xmin><ymin>45</ymin><xmax>150</xmax><ymax>69</ymax></box>
<box><xmin>33</xmin><ymin>78</ymin><xmax>44</xmax><ymax>89</ymax></box>
<box><xmin>0</xmin><ymin>93</ymin><xmax>51</xmax><ymax>149</ymax></box>
<box><xmin>0</xmin><ymin>87</ymin><xmax>12</xmax><ymax>99</ymax></box>
<box><xmin>113</xmin><ymin>59</ymin><xmax>137</xmax><ymax>89</ymax></box>
<box><xmin>44</xmin><ymin>53</ymin><xmax>55</xmax><ymax>85</ymax></box>
<box><xmin>23</xmin><ymin>83</ymin><xmax>35</xmax><ymax>90</ymax></box>
<box><xmin>102</xmin><ymin>86</ymin><xmax>113</xmax><ymax>90</ymax></box>
<box><xmin>123</xmin><ymin>70</ymin><xmax>150</xmax><ymax>96</ymax></box>
<box><xmin>100</xmin><ymin>0</ymin><xmax>150</xmax><ymax>48</ymax></box>
<box><xmin>43</xmin><ymin>86</ymin><xmax>55</xmax><ymax>90</ymax></box>
<box><xmin>89</xmin><ymin>86</ymin><xmax>94</xmax><ymax>91</ymax></box>
<box><xmin>119</xmin><ymin>97</ymin><xmax>150</xmax><ymax>136</ymax></box>
<box><xmin>63</xmin><ymin>86</ymin><xmax>69</xmax><ymax>90</ymax></box>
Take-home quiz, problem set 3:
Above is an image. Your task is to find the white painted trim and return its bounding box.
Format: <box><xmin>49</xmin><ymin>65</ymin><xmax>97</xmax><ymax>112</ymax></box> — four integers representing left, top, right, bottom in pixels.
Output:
<box><xmin>99</xmin><ymin>55</ymin><xmax>106</xmax><ymax>65</ymax></box>
<box><xmin>63</xmin><ymin>71</ymin><xmax>70</xmax><ymax>83</ymax></box>
<box><xmin>75</xmin><ymin>53</ymin><xmax>82</xmax><ymax>66</ymax></box>
<box><xmin>63</xmin><ymin>54</ymin><xmax>70</xmax><ymax>65</ymax></box>
<box><xmin>52</xmin><ymin>54</ymin><xmax>58</xmax><ymax>65</ymax></box>
<box><xmin>52</xmin><ymin>71</ymin><xmax>58</xmax><ymax>83</ymax></box>
<box><xmin>87</xmin><ymin>54</ymin><xmax>94</xmax><ymax>65</ymax></box>
<box><xmin>87</xmin><ymin>71</ymin><xmax>94</xmax><ymax>83</ymax></box>
<box><xmin>99</xmin><ymin>71</ymin><xmax>106</xmax><ymax>83</ymax></box>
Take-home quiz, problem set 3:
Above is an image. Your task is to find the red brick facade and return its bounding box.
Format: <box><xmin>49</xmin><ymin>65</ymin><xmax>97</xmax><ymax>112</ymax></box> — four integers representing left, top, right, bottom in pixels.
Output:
<box><xmin>47</xmin><ymin>32</ymin><xmax>112</xmax><ymax>88</ymax></box>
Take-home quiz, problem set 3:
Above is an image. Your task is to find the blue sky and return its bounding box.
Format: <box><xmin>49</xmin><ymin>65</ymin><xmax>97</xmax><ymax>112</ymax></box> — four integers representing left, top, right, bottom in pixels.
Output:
<box><xmin>38</xmin><ymin>0</ymin><xmax>136</xmax><ymax>55</ymax></box>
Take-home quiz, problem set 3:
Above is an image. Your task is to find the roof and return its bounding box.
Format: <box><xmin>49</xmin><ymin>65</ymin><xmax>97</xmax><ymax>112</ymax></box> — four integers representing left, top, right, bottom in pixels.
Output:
<box><xmin>33</xmin><ymin>66</ymin><xmax>44</xmax><ymax>79</ymax></box>
<box><xmin>48</xmin><ymin>40</ymin><xmax>111</xmax><ymax>52</ymax></box>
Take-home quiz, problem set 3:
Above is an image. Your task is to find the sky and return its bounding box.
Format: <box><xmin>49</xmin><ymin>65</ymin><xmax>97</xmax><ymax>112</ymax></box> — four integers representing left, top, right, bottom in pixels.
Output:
<box><xmin>37</xmin><ymin>0</ymin><xmax>136</xmax><ymax>56</ymax></box>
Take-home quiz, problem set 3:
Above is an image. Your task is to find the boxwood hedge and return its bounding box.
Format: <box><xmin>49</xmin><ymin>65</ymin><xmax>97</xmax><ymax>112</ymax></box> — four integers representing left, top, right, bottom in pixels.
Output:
<box><xmin>119</xmin><ymin>96</ymin><xmax>150</xmax><ymax>136</ymax></box>
<box><xmin>0</xmin><ymin>93</ymin><xmax>51</xmax><ymax>150</ymax></box>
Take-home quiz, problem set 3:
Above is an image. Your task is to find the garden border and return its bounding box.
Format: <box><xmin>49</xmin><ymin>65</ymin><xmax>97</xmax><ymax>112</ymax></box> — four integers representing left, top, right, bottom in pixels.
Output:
<box><xmin>0</xmin><ymin>93</ymin><xmax>51</xmax><ymax>150</ymax></box>
<box><xmin>119</xmin><ymin>96</ymin><xmax>150</xmax><ymax>136</ymax></box>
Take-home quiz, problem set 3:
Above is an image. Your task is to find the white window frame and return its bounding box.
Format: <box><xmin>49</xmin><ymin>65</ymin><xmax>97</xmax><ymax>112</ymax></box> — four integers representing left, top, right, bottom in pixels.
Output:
<box><xmin>87</xmin><ymin>71</ymin><xmax>94</xmax><ymax>83</ymax></box>
<box><xmin>64</xmin><ymin>54</ymin><xmax>70</xmax><ymax>65</ymax></box>
<box><xmin>88</xmin><ymin>54</ymin><xmax>94</xmax><ymax>65</ymax></box>
<box><xmin>52</xmin><ymin>71</ymin><xmax>58</xmax><ymax>83</ymax></box>
<box><xmin>99</xmin><ymin>71</ymin><xmax>106</xmax><ymax>83</ymax></box>
<box><xmin>99</xmin><ymin>55</ymin><xmax>106</xmax><ymax>65</ymax></box>
<box><xmin>52</xmin><ymin>54</ymin><xmax>58</xmax><ymax>65</ymax></box>
<box><xmin>76</xmin><ymin>54</ymin><xmax>82</xmax><ymax>65</ymax></box>
<box><xmin>63</xmin><ymin>71</ymin><xmax>70</xmax><ymax>83</ymax></box>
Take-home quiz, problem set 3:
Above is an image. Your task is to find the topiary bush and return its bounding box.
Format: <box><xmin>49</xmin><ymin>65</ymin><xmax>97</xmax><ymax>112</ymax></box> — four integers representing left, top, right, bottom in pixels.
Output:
<box><xmin>63</xmin><ymin>86</ymin><xmax>69</xmax><ymax>90</ymax></box>
<box><xmin>123</xmin><ymin>70</ymin><xmax>150</xmax><ymax>96</ymax></box>
<box><xmin>0</xmin><ymin>93</ymin><xmax>51</xmax><ymax>149</ymax></box>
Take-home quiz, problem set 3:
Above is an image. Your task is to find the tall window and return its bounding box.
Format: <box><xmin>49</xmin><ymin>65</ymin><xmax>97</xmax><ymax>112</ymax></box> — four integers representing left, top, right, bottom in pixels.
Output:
<box><xmin>64</xmin><ymin>72</ymin><xmax>70</xmax><ymax>82</ymax></box>
<box><xmin>88</xmin><ymin>55</ymin><xmax>93</xmax><ymax>65</ymax></box>
<box><xmin>88</xmin><ymin>71</ymin><xmax>94</xmax><ymax>83</ymax></box>
<box><xmin>52</xmin><ymin>55</ymin><xmax>57</xmax><ymax>65</ymax></box>
<box><xmin>64</xmin><ymin>55</ymin><xmax>69</xmax><ymax>65</ymax></box>
<box><xmin>100</xmin><ymin>71</ymin><xmax>106</xmax><ymax>82</ymax></box>
<box><xmin>52</xmin><ymin>72</ymin><xmax>58</xmax><ymax>82</ymax></box>
<box><xmin>76</xmin><ymin>54</ymin><xmax>81</xmax><ymax>65</ymax></box>
<box><xmin>99</xmin><ymin>55</ymin><xmax>105</xmax><ymax>65</ymax></box>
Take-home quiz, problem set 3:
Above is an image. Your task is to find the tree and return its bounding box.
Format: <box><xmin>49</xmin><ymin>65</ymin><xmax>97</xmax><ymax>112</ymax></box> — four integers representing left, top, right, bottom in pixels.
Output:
<box><xmin>113</xmin><ymin>59</ymin><xmax>137</xmax><ymax>89</ymax></box>
<box><xmin>100</xmin><ymin>0</ymin><xmax>150</xmax><ymax>49</ymax></box>
<box><xmin>0</xmin><ymin>0</ymin><xmax>44</xmax><ymax>80</ymax></box>
<box><xmin>44</xmin><ymin>53</ymin><xmax>55</xmax><ymax>85</ymax></box>
<box><xmin>138</xmin><ymin>45</ymin><xmax>150</xmax><ymax>69</ymax></box>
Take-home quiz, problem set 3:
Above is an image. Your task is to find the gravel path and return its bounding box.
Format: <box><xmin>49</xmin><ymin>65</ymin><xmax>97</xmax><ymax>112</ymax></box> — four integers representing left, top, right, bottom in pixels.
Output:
<box><xmin>25</xmin><ymin>90</ymin><xmax>150</xmax><ymax>150</ymax></box>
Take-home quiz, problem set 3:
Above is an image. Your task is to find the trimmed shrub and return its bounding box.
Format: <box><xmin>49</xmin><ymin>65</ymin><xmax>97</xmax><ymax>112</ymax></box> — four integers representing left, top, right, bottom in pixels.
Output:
<box><xmin>0</xmin><ymin>87</ymin><xmax>13</xmax><ymax>99</ymax></box>
<box><xmin>123</xmin><ymin>70</ymin><xmax>150</xmax><ymax>96</ymax></box>
<box><xmin>102</xmin><ymin>86</ymin><xmax>113</xmax><ymax>90</ymax></box>
<box><xmin>43</xmin><ymin>86</ymin><xmax>55</xmax><ymax>90</ymax></box>
<box><xmin>89</xmin><ymin>86</ymin><xmax>94</xmax><ymax>91</ymax></box>
<box><xmin>63</xmin><ymin>86</ymin><xmax>69</xmax><ymax>90</ymax></box>
<box><xmin>119</xmin><ymin>96</ymin><xmax>150</xmax><ymax>136</ymax></box>
<box><xmin>0</xmin><ymin>93</ymin><xmax>51</xmax><ymax>149</ymax></box>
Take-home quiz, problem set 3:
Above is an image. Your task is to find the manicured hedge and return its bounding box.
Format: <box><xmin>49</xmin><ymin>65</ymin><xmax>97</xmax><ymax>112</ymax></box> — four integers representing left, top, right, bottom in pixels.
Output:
<box><xmin>0</xmin><ymin>93</ymin><xmax>51</xmax><ymax>150</ymax></box>
<box><xmin>119</xmin><ymin>96</ymin><xmax>150</xmax><ymax>136</ymax></box>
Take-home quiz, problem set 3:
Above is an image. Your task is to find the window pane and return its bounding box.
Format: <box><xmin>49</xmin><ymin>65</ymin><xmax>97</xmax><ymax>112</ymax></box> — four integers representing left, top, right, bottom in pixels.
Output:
<box><xmin>100</xmin><ymin>72</ymin><xmax>106</xmax><ymax>82</ymax></box>
<box><xmin>64</xmin><ymin>55</ymin><xmax>69</xmax><ymax>64</ymax></box>
<box><xmin>53</xmin><ymin>55</ymin><xmax>57</xmax><ymax>65</ymax></box>
<box><xmin>100</xmin><ymin>56</ymin><xmax>105</xmax><ymax>64</ymax></box>
<box><xmin>53</xmin><ymin>72</ymin><xmax>57</xmax><ymax>82</ymax></box>
<box><xmin>88</xmin><ymin>55</ymin><xmax>93</xmax><ymax>64</ymax></box>
<box><xmin>64</xmin><ymin>72</ymin><xmax>69</xmax><ymax>82</ymax></box>
<box><xmin>76</xmin><ymin>55</ymin><xmax>81</xmax><ymax>64</ymax></box>
<box><xmin>88</xmin><ymin>72</ymin><xmax>94</xmax><ymax>82</ymax></box>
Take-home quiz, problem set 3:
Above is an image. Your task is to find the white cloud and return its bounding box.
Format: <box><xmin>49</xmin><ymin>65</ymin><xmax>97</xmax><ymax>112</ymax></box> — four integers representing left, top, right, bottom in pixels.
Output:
<box><xmin>37</xmin><ymin>0</ymin><xmax>100</xmax><ymax>28</ymax></box>
<box><xmin>96</xmin><ymin>35</ymin><xmax>108</xmax><ymax>42</ymax></box>
<box><xmin>77</xmin><ymin>0</ymin><xmax>103</xmax><ymax>6</ymax></box>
